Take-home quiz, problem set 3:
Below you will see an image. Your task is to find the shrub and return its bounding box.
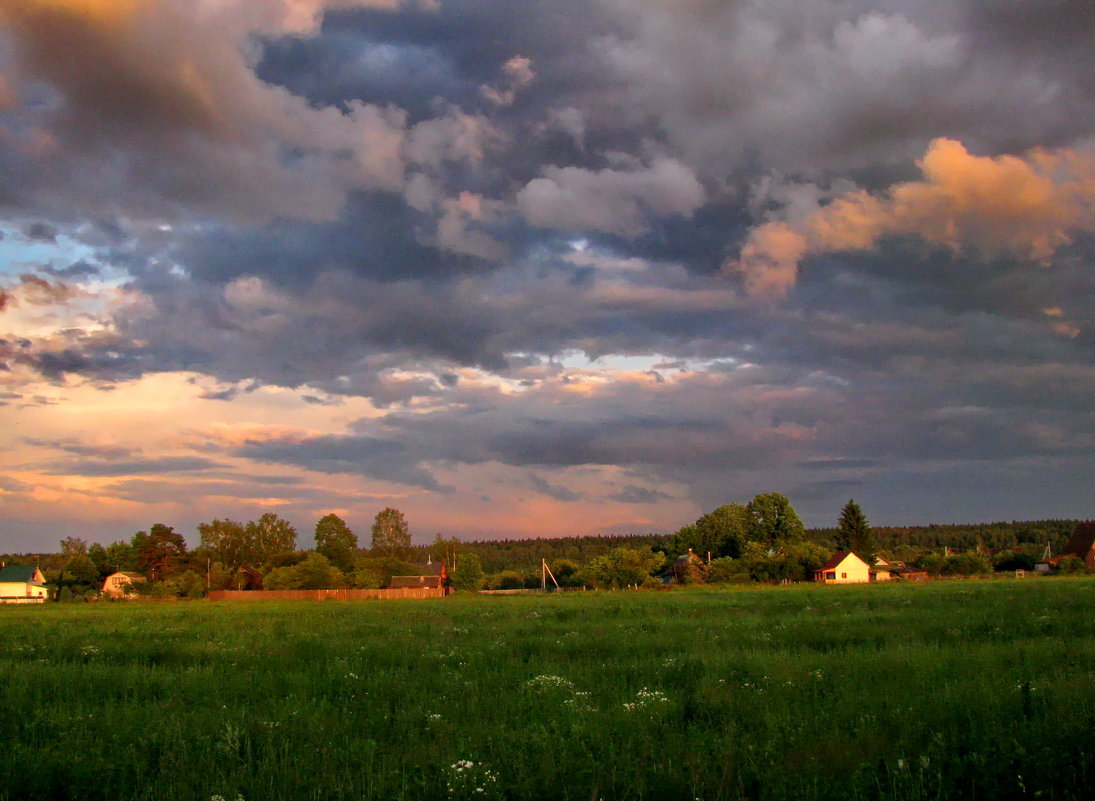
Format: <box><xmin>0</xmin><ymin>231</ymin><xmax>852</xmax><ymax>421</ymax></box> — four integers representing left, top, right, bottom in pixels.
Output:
<box><xmin>942</xmin><ymin>553</ymin><xmax>993</xmax><ymax>576</ymax></box>
<box><xmin>1056</xmin><ymin>555</ymin><xmax>1087</xmax><ymax>574</ymax></box>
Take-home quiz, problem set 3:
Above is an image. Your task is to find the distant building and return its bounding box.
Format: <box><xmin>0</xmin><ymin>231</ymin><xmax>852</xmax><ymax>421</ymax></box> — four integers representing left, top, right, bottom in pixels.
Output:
<box><xmin>814</xmin><ymin>552</ymin><xmax>870</xmax><ymax>584</ymax></box>
<box><xmin>102</xmin><ymin>571</ymin><xmax>147</xmax><ymax>598</ymax></box>
<box><xmin>0</xmin><ymin>564</ymin><xmax>49</xmax><ymax>604</ymax></box>
<box><xmin>389</xmin><ymin>560</ymin><xmax>449</xmax><ymax>591</ymax></box>
<box><xmin>672</xmin><ymin>550</ymin><xmax>708</xmax><ymax>583</ymax></box>
<box><xmin>870</xmin><ymin>556</ymin><xmax>907</xmax><ymax>582</ymax></box>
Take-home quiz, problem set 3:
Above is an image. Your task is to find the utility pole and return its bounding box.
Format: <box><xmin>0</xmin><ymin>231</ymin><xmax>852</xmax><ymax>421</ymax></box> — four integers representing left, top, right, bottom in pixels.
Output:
<box><xmin>542</xmin><ymin>559</ymin><xmax>560</xmax><ymax>592</ymax></box>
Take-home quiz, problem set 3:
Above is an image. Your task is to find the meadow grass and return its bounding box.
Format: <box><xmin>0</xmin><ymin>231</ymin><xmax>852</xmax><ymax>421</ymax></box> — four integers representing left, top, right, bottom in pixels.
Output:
<box><xmin>3</xmin><ymin>578</ymin><xmax>1095</xmax><ymax>800</ymax></box>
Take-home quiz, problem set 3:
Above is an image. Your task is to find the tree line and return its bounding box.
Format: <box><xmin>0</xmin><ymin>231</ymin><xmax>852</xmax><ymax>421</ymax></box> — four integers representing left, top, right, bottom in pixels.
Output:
<box><xmin>2</xmin><ymin>496</ymin><xmax>1086</xmax><ymax>600</ymax></box>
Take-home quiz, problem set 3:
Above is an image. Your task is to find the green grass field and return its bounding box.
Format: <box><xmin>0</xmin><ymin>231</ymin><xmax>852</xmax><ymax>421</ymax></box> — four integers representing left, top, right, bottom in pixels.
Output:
<box><xmin>3</xmin><ymin>578</ymin><xmax>1095</xmax><ymax>800</ymax></box>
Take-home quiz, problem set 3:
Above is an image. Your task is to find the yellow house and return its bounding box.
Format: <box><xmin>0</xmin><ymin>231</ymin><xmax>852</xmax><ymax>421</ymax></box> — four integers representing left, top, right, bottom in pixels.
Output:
<box><xmin>0</xmin><ymin>564</ymin><xmax>49</xmax><ymax>604</ymax></box>
<box><xmin>814</xmin><ymin>552</ymin><xmax>870</xmax><ymax>584</ymax></box>
<box><xmin>871</xmin><ymin>556</ymin><xmax>901</xmax><ymax>582</ymax></box>
<box><xmin>102</xmin><ymin>571</ymin><xmax>147</xmax><ymax>598</ymax></box>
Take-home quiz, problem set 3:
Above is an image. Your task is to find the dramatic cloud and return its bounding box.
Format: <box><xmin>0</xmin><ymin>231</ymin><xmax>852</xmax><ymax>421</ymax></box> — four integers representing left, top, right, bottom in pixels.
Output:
<box><xmin>0</xmin><ymin>0</ymin><xmax>428</xmax><ymax>222</ymax></box>
<box><xmin>3</xmin><ymin>0</ymin><xmax>1095</xmax><ymax>550</ymax></box>
<box><xmin>730</xmin><ymin>138</ymin><xmax>1095</xmax><ymax>297</ymax></box>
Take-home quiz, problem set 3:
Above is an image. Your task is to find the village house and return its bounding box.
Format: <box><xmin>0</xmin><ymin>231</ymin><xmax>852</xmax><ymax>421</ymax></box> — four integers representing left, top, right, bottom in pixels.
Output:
<box><xmin>102</xmin><ymin>571</ymin><xmax>147</xmax><ymax>598</ymax></box>
<box><xmin>0</xmin><ymin>564</ymin><xmax>49</xmax><ymax>604</ymax></box>
<box><xmin>870</xmin><ymin>555</ymin><xmax>908</xmax><ymax>582</ymax></box>
<box><xmin>389</xmin><ymin>559</ymin><xmax>449</xmax><ymax>591</ymax></box>
<box><xmin>814</xmin><ymin>551</ymin><xmax>870</xmax><ymax>584</ymax></box>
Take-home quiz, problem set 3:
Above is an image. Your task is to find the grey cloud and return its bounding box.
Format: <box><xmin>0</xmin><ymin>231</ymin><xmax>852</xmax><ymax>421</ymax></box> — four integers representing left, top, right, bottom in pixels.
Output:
<box><xmin>233</xmin><ymin>434</ymin><xmax>449</xmax><ymax>492</ymax></box>
<box><xmin>600</xmin><ymin>1</ymin><xmax>1095</xmax><ymax>179</ymax></box>
<box><xmin>528</xmin><ymin>474</ymin><xmax>585</xmax><ymax>502</ymax></box>
<box><xmin>0</xmin><ymin>476</ymin><xmax>31</xmax><ymax>492</ymax></box>
<box><xmin>22</xmin><ymin>221</ymin><xmax>57</xmax><ymax>242</ymax></box>
<box><xmin>606</xmin><ymin>484</ymin><xmax>676</xmax><ymax>504</ymax></box>
<box><xmin>106</xmin><ymin>477</ymin><xmax>304</xmax><ymax>504</ymax></box>
<box><xmin>40</xmin><ymin>456</ymin><xmax>224</xmax><ymax>477</ymax></box>
<box><xmin>517</xmin><ymin>158</ymin><xmax>704</xmax><ymax>237</ymax></box>
<box><xmin>41</xmin><ymin>260</ymin><xmax>101</xmax><ymax>279</ymax></box>
<box><xmin>24</xmin><ymin>438</ymin><xmax>136</xmax><ymax>460</ymax></box>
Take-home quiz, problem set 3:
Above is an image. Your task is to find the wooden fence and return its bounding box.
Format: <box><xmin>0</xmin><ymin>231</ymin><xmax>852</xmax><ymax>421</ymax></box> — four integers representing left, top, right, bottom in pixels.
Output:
<box><xmin>207</xmin><ymin>587</ymin><xmax>447</xmax><ymax>601</ymax></box>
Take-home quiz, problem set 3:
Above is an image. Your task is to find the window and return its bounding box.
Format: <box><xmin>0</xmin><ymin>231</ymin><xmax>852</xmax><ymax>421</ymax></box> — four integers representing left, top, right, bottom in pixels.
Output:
<box><xmin>841</xmin><ymin>572</ymin><xmax>847</xmax><ymax>578</ymax></box>
<box><xmin>825</xmin><ymin>572</ymin><xmax>836</xmax><ymax>580</ymax></box>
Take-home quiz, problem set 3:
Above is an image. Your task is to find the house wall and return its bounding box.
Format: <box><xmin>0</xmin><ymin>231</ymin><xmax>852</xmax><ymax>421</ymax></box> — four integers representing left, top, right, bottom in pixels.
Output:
<box><xmin>817</xmin><ymin>556</ymin><xmax>870</xmax><ymax>584</ymax></box>
<box><xmin>0</xmin><ymin>581</ymin><xmax>48</xmax><ymax>603</ymax></box>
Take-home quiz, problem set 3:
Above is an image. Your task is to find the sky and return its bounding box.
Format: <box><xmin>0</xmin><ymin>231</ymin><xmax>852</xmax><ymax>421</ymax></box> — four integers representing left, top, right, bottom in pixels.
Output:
<box><xmin>2</xmin><ymin>0</ymin><xmax>1094</xmax><ymax>552</ymax></box>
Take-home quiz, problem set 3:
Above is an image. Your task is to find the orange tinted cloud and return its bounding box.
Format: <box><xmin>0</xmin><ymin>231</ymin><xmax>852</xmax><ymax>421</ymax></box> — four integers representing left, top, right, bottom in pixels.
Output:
<box><xmin>729</xmin><ymin>138</ymin><xmax>1095</xmax><ymax>297</ymax></box>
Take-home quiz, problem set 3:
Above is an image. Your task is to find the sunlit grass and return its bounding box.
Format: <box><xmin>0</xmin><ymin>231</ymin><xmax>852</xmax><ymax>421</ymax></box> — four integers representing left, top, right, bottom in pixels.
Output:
<box><xmin>2</xmin><ymin>578</ymin><xmax>1095</xmax><ymax>799</ymax></box>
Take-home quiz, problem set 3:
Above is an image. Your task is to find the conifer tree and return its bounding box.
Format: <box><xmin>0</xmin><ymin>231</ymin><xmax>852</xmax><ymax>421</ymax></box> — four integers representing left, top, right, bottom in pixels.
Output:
<box><xmin>837</xmin><ymin>499</ymin><xmax>874</xmax><ymax>556</ymax></box>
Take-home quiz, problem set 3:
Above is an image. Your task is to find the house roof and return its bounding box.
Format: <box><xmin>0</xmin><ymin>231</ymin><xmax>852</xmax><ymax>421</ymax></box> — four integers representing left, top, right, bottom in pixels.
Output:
<box><xmin>107</xmin><ymin>572</ymin><xmax>146</xmax><ymax>581</ymax></box>
<box><xmin>0</xmin><ymin>565</ymin><xmax>41</xmax><ymax>584</ymax></box>
<box><xmin>816</xmin><ymin>551</ymin><xmax>866</xmax><ymax>572</ymax></box>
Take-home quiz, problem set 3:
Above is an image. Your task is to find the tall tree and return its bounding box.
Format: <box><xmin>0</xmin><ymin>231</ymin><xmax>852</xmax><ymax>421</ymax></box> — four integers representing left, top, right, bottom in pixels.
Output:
<box><xmin>62</xmin><ymin>553</ymin><xmax>100</xmax><ymax>587</ymax></box>
<box><xmin>314</xmin><ymin>513</ymin><xmax>357</xmax><ymax>571</ymax></box>
<box><xmin>671</xmin><ymin>503</ymin><xmax>751</xmax><ymax>559</ymax></box>
<box><xmin>430</xmin><ymin>534</ymin><xmax>462</xmax><ymax>571</ymax></box>
<box><xmin>88</xmin><ymin>540</ymin><xmax>138</xmax><ymax>574</ymax></box>
<box><xmin>746</xmin><ymin>493</ymin><xmax>805</xmax><ymax>545</ymax></box>
<box><xmin>371</xmin><ymin>507</ymin><xmax>411</xmax><ymax>559</ymax></box>
<box><xmin>60</xmin><ymin>537</ymin><xmax>88</xmax><ymax>558</ymax></box>
<box><xmin>197</xmin><ymin>518</ymin><xmax>250</xmax><ymax>570</ymax></box>
<box><xmin>131</xmin><ymin>523</ymin><xmax>187</xmax><ymax>581</ymax></box>
<box><xmin>836</xmin><ymin>499</ymin><xmax>874</xmax><ymax>556</ymax></box>
<box><xmin>245</xmin><ymin>513</ymin><xmax>298</xmax><ymax>562</ymax></box>
<box><xmin>450</xmin><ymin>552</ymin><xmax>484</xmax><ymax>591</ymax></box>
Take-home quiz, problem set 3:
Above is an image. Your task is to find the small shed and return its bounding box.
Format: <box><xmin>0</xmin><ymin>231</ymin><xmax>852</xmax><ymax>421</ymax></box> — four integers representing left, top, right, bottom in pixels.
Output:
<box><xmin>0</xmin><ymin>564</ymin><xmax>49</xmax><ymax>604</ymax></box>
<box><xmin>672</xmin><ymin>550</ymin><xmax>708</xmax><ymax>583</ymax></box>
<box><xmin>102</xmin><ymin>571</ymin><xmax>147</xmax><ymax>598</ymax></box>
<box><xmin>814</xmin><ymin>552</ymin><xmax>870</xmax><ymax>584</ymax></box>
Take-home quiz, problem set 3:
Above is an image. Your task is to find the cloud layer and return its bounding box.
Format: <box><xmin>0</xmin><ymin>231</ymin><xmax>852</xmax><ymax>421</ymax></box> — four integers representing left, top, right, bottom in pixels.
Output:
<box><xmin>2</xmin><ymin>0</ymin><xmax>1094</xmax><ymax>549</ymax></box>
